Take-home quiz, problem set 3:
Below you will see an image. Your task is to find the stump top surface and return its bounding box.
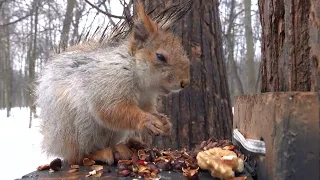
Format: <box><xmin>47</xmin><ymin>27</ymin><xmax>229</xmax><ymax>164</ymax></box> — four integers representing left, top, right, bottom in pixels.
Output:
<box><xmin>234</xmin><ymin>91</ymin><xmax>318</xmax><ymax>101</ymax></box>
<box><xmin>19</xmin><ymin>162</ymin><xmax>253</xmax><ymax>180</ymax></box>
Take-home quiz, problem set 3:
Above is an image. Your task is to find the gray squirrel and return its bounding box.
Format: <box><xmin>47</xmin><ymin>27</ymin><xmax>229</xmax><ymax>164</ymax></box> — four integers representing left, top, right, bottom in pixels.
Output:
<box><xmin>36</xmin><ymin>0</ymin><xmax>191</xmax><ymax>165</ymax></box>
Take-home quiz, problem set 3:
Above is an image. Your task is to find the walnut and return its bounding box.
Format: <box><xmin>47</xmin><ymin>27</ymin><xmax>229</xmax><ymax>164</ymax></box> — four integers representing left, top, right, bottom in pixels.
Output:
<box><xmin>196</xmin><ymin>147</ymin><xmax>244</xmax><ymax>179</ymax></box>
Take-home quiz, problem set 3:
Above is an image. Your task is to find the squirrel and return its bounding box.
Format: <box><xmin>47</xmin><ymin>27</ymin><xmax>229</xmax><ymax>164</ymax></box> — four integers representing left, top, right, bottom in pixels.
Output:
<box><xmin>36</xmin><ymin>0</ymin><xmax>190</xmax><ymax>165</ymax></box>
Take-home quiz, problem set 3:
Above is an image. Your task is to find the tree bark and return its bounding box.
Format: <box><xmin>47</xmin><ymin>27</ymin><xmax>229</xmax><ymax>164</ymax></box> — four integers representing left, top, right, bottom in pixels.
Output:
<box><xmin>259</xmin><ymin>0</ymin><xmax>320</xmax><ymax>92</ymax></box>
<box><xmin>142</xmin><ymin>0</ymin><xmax>233</xmax><ymax>149</ymax></box>
<box><xmin>59</xmin><ymin>0</ymin><xmax>76</xmax><ymax>51</ymax></box>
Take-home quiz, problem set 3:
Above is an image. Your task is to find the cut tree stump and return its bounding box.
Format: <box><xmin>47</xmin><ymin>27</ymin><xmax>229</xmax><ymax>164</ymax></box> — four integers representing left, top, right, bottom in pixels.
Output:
<box><xmin>233</xmin><ymin>92</ymin><xmax>319</xmax><ymax>180</ymax></box>
<box><xmin>19</xmin><ymin>161</ymin><xmax>254</xmax><ymax>180</ymax></box>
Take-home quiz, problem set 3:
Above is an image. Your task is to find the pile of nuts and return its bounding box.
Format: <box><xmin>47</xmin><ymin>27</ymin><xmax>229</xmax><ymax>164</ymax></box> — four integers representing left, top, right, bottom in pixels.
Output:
<box><xmin>36</xmin><ymin>139</ymin><xmax>248</xmax><ymax>179</ymax></box>
<box><xmin>114</xmin><ymin>139</ymin><xmax>247</xmax><ymax>180</ymax></box>
<box><xmin>115</xmin><ymin>148</ymin><xmax>200</xmax><ymax>179</ymax></box>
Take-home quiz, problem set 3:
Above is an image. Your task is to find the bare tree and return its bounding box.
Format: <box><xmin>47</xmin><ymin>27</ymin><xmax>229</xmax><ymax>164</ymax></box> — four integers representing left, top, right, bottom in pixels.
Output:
<box><xmin>0</xmin><ymin>0</ymin><xmax>71</xmax><ymax>113</ymax></box>
<box><xmin>0</xmin><ymin>2</ymin><xmax>13</xmax><ymax>117</ymax></box>
<box><xmin>4</xmin><ymin>16</ymin><xmax>12</xmax><ymax>117</ymax></box>
<box><xmin>70</xmin><ymin>0</ymin><xmax>86</xmax><ymax>45</ymax></box>
<box><xmin>225</xmin><ymin>0</ymin><xmax>244</xmax><ymax>96</ymax></box>
<box><xmin>59</xmin><ymin>0</ymin><xmax>76</xmax><ymax>51</ymax></box>
<box><xmin>28</xmin><ymin>0</ymin><xmax>40</xmax><ymax>127</ymax></box>
<box><xmin>244</xmin><ymin>0</ymin><xmax>256</xmax><ymax>93</ymax></box>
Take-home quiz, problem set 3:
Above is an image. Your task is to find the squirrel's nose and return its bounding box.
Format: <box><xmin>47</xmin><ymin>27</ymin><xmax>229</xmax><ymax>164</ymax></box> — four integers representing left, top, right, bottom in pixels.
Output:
<box><xmin>180</xmin><ymin>79</ymin><xmax>190</xmax><ymax>88</ymax></box>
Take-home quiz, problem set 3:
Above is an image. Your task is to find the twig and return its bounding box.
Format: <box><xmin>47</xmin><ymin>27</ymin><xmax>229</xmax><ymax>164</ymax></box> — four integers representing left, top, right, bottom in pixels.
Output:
<box><xmin>0</xmin><ymin>13</ymin><xmax>31</xmax><ymax>26</ymax></box>
<box><xmin>84</xmin><ymin>0</ymin><xmax>125</xmax><ymax>19</ymax></box>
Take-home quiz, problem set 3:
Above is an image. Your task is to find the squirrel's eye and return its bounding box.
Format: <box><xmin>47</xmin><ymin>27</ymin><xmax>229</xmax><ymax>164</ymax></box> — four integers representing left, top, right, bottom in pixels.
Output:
<box><xmin>156</xmin><ymin>53</ymin><xmax>167</xmax><ymax>63</ymax></box>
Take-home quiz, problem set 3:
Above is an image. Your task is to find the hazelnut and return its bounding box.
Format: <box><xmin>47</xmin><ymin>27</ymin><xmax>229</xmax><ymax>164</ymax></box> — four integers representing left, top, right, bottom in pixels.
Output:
<box><xmin>149</xmin><ymin>150</ymin><xmax>157</xmax><ymax>161</ymax></box>
<box><xmin>117</xmin><ymin>169</ymin><xmax>131</xmax><ymax>177</ymax></box>
<box><xmin>171</xmin><ymin>161</ymin><xmax>184</xmax><ymax>171</ymax></box>
<box><xmin>117</xmin><ymin>164</ymin><xmax>128</xmax><ymax>171</ymax></box>
<box><xmin>49</xmin><ymin>158</ymin><xmax>62</xmax><ymax>171</ymax></box>
<box><xmin>146</xmin><ymin>162</ymin><xmax>158</xmax><ymax>171</ymax></box>
<box><xmin>155</xmin><ymin>160</ymin><xmax>171</xmax><ymax>171</ymax></box>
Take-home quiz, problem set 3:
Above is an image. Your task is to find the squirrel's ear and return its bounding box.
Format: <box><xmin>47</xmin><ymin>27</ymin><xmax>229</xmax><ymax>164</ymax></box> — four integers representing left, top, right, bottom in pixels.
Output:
<box><xmin>131</xmin><ymin>0</ymin><xmax>157</xmax><ymax>43</ymax></box>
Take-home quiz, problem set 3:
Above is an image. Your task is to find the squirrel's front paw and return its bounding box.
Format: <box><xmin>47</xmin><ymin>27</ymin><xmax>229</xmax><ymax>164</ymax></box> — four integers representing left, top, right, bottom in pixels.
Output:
<box><xmin>143</xmin><ymin>114</ymin><xmax>172</xmax><ymax>136</ymax></box>
<box><xmin>152</xmin><ymin>112</ymin><xmax>173</xmax><ymax>134</ymax></box>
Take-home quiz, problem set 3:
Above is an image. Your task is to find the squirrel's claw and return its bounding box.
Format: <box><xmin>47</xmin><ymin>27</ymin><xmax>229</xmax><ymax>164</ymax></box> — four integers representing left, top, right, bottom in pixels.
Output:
<box><xmin>144</xmin><ymin>113</ymin><xmax>173</xmax><ymax>136</ymax></box>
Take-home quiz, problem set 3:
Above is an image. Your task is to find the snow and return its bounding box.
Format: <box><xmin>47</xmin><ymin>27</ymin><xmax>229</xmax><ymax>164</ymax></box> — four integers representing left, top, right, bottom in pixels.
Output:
<box><xmin>0</xmin><ymin>106</ymin><xmax>235</xmax><ymax>180</ymax></box>
<box><xmin>0</xmin><ymin>107</ymin><xmax>52</xmax><ymax>180</ymax></box>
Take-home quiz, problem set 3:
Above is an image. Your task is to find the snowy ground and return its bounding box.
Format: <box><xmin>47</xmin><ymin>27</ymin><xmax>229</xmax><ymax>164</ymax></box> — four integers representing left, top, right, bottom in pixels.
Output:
<box><xmin>0</xmin><ymin>107</ymin><xmax>234</xmax><ymax>180</ymax></box>
<box><xmin>0</xmin><ymin>107</ymin><xmax>52</xmax><ymax>180</ymax></box>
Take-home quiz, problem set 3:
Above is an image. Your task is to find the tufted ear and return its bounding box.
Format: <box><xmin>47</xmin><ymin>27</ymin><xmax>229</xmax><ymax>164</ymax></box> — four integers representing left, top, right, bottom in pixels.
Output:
<box><xmin>129</xmin><ymin>0</ymin><xmax>158</xmax><ymax>54</ymax></box>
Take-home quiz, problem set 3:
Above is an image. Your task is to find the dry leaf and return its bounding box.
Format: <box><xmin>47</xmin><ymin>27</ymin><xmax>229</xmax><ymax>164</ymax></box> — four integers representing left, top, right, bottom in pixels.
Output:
<box><xmin>85</xmin><ymin>170</ymin><xmax>102</xmax><ymax>177</ymax></box>
<box><xmin>67</xmin><ymin>169</ymin><xmax>78</xmax><ymax>173</ymax></box>
<box><xmin>71</xmin><ymin>165</ymin><xmax>80</xmax><ymax>169</ymax></box>
<box><xmin>85</xmin><ymin>170</ymin><xmax>97</xmax><ymax>177</ymax></box>
<box><xmin>91</xmin><ymin>165</ymin><xmax>103</xmax><ymax>171</ymax></box>
<box><xmin>227</xmin><ymin>177</ymin><xmax>247</xmax><ymax>180</ymax></box>
<box><xmin>223</xmin><ymin>145</ymin><xmax>235</xmax><ymax>151</ymax></box>
<box><xmin>92</xmin><ymin>172</ymin><xmax>102</xmax><ymax>178</ymax></box>
<box><xmin>37</xmin><ymin>164</ymin><xmax>50</xmax><ymax>171</ymax></box>
<box><xmin>83</xmin><ymin>158</ymin><xmax>95</xmax><ymax>166</ymax></box>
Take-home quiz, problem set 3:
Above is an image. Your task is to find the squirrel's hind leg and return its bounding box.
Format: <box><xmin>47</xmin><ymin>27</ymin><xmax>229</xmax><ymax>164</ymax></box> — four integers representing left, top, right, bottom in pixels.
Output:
<box><xmin>113</xmin><ymin>143</ymin><xmax>134</xmax><ymax>161</ymax></box>
<box><xmin>87</xmin><ymin>147</ymin><xmax>115</xmax><ymax>165</ymax></box>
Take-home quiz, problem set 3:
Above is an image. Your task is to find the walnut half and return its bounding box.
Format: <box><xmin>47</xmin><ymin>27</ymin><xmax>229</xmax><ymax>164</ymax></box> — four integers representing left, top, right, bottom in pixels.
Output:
<box><xmin>196</xmin><ymin>147</ymin><xmax>244</xmax><ymax>179</ymax></box>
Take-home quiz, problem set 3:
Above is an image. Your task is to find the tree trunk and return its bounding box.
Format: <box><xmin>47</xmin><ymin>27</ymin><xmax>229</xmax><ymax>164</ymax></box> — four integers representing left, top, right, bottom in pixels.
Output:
<box><xmin>59</xmin><ymin>0</ymin><xmax>76</xmax><ymax>51</ymax></box>
<box><xmin>142</xmin><ymin>0</ymin><xmax>233</xmax><ymax>149</ymax></box>
<box><xmin>70</xmin><ymin>1</ymin><xmax>83</xmax><ymax>46</ymax></box>
<box><xmin>244</xmin><ymin>0</ymin><xmax>256</xmax><ymax>93</ymax></box>
<box><xmin>228</xmin><ymin>35</ymin><xmax>245</xmax><ymax>96</ymax></box>
<box><xmin>0</xmin><ymin>10</ymin><xmax>5</xmax><ymax>109</ymax></box>
<box><xmin>1</xmin><ymin>5</ymin><xmax>12</xmax><ymax>117</ymax></box>
<box><xmin>226</xmin><ymin>0</ymin><xmax>244</xmax><ymax>96</ymax></box>
<box><xmin>29</xmin><ymin>0</ymin><xmax>39</xmax><ymax>128</ymax></box>
<box><xmin>5</xmin><ymin>15</ymin><xmax>11</xmax><ymax>117</ymax></box>
<box><xmin>259</xmin><ymin>0</ymin><xmax>320</xmax><ymax>92</ymax></box>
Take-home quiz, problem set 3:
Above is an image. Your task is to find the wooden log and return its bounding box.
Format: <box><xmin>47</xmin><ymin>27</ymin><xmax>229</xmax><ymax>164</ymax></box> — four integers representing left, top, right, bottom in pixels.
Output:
<box><xmin>233</xmin><ymin>92</ymin><xmax>319</xmax><ymax>180</ymax></box>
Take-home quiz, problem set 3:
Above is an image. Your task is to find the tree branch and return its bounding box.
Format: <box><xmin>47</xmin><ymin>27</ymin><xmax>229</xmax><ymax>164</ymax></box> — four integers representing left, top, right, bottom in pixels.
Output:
<box><xmin>0</xmin><ymin>0</ymin><xmax>9</xmax><ymax>9</ymax></box>
<box><xmin>84</xmin><ymin>0</ymin><xmax>125</xmax><ymax>19</ymax></box>
<box><xmin>0</xmin><ymin>13</ymin><xmax>31</xmax><ymax>26</ymax></box>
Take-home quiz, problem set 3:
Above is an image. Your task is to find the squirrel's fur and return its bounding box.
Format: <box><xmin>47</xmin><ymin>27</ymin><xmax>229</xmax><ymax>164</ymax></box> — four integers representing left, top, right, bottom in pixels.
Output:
<box><xmin>36</xmin><ymin>0</ymin><xmax>191</xmax><ymax>164</ymax></box>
